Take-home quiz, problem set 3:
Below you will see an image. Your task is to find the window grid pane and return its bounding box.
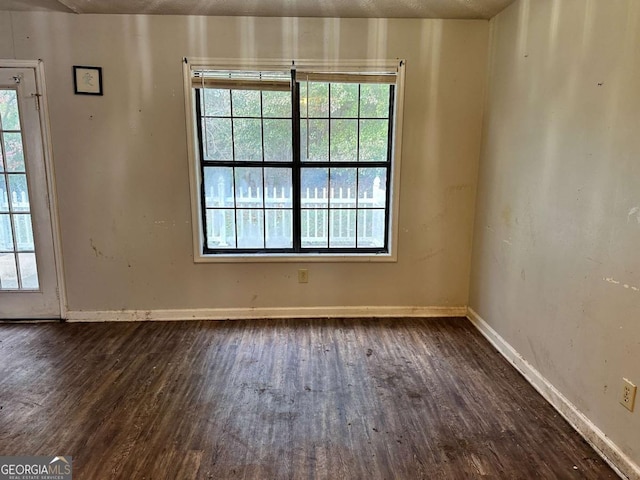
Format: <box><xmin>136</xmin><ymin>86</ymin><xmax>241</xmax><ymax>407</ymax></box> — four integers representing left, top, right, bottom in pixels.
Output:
<box><xmin>4</xmin><ymin>132</ymin><xmax>26</xmax><ymax>172</ymax></box>
<box><xmin>265</xmin><ymin>209</ymin><xmax>293</xmax><ymax>248</ymax></box>
<box><xmin>206</xmin><ymin>209</ymin><xmax>236</xmax><ymax>249</ymax></box>
<box><xmin>18</xmin><ymin>252</ymin><xmax>38</xmax><ymax>289</ymax></box>
<box><xmin>0</xmin><ymin>90</ymin><xmax>21</xmax><ymax>131</ymax></box>
<box><xmin>0</xmin><ymin>252</ymin><xmax>19</xmax><ymax>289</ymax></box>
<box><xmin>0</xmin><ymin>214</ymin><xmax>13</xmax><ymax>251</ymax></box>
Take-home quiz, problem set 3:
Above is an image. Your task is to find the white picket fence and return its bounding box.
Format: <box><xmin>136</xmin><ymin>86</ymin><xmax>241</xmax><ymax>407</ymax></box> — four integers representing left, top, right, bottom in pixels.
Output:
<box><xmin>0</xmin><ymin>189</ymin><xmax>34</xmax><ymax>251</ymax></box>
<box><xmin>206</xmin><ymin>177</ymin><xmax>386</xmax><ymax>248</ymax></box>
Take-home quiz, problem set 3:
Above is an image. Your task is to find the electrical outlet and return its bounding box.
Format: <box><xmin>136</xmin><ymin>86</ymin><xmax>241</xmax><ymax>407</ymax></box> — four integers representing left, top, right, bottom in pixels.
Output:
<box><xmin>620</xmin><ymin>378</ymin><xmax>637</xmax><ymax>412</ymax></box>
<box><xmin>298</xmin><ymin>269</ymin><xmax>309</xmax><ymax>283</ymax></box>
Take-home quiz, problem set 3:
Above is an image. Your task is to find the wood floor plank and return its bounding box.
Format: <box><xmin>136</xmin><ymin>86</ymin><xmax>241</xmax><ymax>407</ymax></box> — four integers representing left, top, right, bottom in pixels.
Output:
<box><xmin>0</xmin><ymin>318</ymin><xmax>617</xmax><ymax>479</ymax></box>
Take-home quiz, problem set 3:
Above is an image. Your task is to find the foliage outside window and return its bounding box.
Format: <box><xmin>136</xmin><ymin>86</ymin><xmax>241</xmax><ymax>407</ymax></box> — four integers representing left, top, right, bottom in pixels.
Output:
<box><xmin>190</xmin><ymin>65</ymin><xmax>400</xmax><ymax>256</ymax></box>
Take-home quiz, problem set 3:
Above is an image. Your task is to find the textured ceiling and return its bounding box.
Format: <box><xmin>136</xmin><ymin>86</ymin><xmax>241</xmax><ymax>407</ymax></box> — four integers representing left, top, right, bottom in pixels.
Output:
<box><xmin>0</xmin><ymin>0</ymin><xmax>73</xmax><ymax>12</ymax></box>
<box><xmin>2</xmin><ymin>0</ymin><xmax>516</xmax><ymax>19</ymax></box>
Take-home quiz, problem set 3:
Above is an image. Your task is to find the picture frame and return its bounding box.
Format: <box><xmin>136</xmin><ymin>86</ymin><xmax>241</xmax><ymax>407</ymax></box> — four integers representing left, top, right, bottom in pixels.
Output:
<box><xmin>73</xmin><ymin>66</ymin><xmax>103</xmax><ymax>95</ymax></box>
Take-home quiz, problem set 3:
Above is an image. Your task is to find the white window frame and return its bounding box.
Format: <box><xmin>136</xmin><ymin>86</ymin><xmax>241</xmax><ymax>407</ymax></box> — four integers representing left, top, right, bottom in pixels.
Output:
<box><xmin>182</xmin><ymin>58</ymin><xmax>405</xmax><ymax>263</ymax></box>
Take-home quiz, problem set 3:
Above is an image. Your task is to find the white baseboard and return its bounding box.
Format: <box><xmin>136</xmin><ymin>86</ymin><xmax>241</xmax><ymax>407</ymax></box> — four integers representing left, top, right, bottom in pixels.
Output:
<box><xmin>65</xmin><ymin>305</ymin><xmax>467</xmax><ymax>323</ymax></box>
<box><xmin>467</xmin><ymin>307</ymin><xmax>639</xmax><ymax>480</ymax></box>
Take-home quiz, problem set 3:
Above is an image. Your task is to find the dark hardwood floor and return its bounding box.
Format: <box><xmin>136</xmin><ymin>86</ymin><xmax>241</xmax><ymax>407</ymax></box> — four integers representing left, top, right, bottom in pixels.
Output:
<box><xmin>0</xmin><ymin>318</ymin><xmax>617</xmax><ymax>479</ymax></box>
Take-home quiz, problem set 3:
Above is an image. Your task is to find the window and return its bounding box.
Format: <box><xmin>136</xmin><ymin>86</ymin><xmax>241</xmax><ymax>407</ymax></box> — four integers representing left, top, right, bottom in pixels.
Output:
<box><xmin>185</xmin><ymin>61</ymin><xmax>404</xmax><ymax>260</ymax></box>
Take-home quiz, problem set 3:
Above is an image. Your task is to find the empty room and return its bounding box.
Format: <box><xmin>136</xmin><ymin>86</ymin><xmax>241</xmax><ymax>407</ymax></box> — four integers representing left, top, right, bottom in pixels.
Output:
<box><xmin>0</xmin><ymin>0</ymin><xmax>638</xmax><ymax>478</ymax></box>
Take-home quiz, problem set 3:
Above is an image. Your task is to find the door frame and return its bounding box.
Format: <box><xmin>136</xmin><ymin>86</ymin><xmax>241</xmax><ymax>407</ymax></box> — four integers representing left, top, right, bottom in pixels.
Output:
<box><xmin>1</xmin><ymin>59</ymin><xmax>67</xmax><ymax>319</ymax></box>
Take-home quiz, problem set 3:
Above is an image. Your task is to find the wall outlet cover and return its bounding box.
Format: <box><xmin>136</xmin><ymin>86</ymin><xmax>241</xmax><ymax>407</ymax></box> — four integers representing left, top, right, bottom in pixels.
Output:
<box><xmin>620</xmin><ymin>378</ymin><xmax>637</xmax><ymax>412</ymax></box>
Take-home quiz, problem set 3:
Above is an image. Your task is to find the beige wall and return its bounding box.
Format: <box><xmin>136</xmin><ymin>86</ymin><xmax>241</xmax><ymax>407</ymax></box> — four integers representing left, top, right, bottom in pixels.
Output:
<box><xmin>0</xmin><ymin>12</ymin><xmax>488</xmax><ymax>311</ymax></box>
<box><xmin>0</xmin><ymin>12</ymin><xmax>13</xmax><ymax>58</ymax></box>
<box><xmin>470</xmin><ymin>0</ymin><xmax>640</xmax><ymax>467</ymax></box>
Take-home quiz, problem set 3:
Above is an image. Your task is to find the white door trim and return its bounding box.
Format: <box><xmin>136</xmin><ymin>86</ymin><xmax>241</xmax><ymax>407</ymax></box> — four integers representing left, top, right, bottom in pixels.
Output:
<box><xmin>1</xmin><ymin>59</ymin><xmax>67</xmax><ymax>318</ymax></box>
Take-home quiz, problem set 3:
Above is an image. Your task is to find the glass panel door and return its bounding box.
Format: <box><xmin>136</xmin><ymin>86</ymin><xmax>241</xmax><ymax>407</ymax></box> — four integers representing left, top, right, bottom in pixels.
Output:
<box><xmin>0</xmin><ymin>66</ymin><xmax>60</xmax><ymax>319</ymax></box>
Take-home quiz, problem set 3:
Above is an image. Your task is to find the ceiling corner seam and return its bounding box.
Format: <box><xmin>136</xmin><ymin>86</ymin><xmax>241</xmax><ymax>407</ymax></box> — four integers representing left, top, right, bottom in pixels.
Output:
<box><xmin>55</xmin><ymin>0</ymin><xmax>81</xmax><ymax>14</ymax></box>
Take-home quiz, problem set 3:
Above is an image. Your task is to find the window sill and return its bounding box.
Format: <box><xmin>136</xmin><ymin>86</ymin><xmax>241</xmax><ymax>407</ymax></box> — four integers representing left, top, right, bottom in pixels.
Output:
<box><xmin>193</xmin><ymin>252</ymin><xmax>397</xmax><ymax>263</ymax></box>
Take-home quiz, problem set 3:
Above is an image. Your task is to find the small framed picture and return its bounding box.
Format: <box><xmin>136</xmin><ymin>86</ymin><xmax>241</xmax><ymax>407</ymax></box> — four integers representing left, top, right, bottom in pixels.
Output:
<box><xmin>73</xmin><ymin>66</ymin><xmax>103</xmax><ymax>95</ymax></box>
